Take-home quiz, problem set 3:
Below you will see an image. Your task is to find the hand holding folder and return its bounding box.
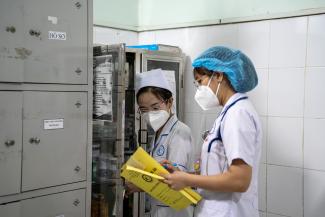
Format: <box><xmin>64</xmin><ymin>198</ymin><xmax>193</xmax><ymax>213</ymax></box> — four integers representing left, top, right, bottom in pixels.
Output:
<box><xmin>120</xmin><ymin>147</ymin><xmax>201</xmax><ymax>210</ymax></box>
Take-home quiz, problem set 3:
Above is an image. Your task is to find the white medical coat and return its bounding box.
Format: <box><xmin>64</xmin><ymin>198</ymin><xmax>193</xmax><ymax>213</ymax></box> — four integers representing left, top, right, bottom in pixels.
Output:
<box><xmin>195</xmin><ymin>93</ymin><xmax>262</xmax><ymax>217</ymax></box>
<box><xmin>149</xmin><ymin>114</ymin><xmax>194</xmax><ymax>217</ymax></box>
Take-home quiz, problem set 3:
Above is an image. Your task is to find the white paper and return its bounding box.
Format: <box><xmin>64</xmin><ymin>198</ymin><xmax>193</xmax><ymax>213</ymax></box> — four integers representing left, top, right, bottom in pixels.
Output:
<box><xmin>93</xmin><ymin>55</ymin><xmax>114</xmax><ymax>120</ymax></box>
<box><xmin>162</xmin><ymin>70</ymin><xmax>177</xmax><ymax>114</ymax></box>
<box><xmin>48</xmin><ymin>31</ymin><xmax>66</xmax><ymax>40</ymax></box>
<box><xmin>44</xmin><ymin>119</ymin><xmax>64</xmax><ymax>130</ymax></box>
<box><xmin>48</xmin><ymin>16</ymin><xmax>58</xmax><ymax>24</ymax></box>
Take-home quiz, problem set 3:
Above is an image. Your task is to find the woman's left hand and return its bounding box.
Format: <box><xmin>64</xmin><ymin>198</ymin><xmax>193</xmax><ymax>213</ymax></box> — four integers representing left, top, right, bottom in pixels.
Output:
<box><xmin>161</xmin><ymin>171</ymin><xmax>189</xmax><ymax>191</ymax></box>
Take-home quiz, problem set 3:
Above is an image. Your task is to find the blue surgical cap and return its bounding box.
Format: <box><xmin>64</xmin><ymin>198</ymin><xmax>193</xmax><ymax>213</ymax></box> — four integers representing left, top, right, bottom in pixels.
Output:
<box><xmin>192</xmin><ymin>46</ymin><xmax>258</xmax><ymax>93</ymax></box>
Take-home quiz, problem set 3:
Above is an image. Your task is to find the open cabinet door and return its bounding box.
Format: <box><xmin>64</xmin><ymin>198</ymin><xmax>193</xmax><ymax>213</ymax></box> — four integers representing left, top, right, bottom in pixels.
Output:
<box><xmin>142</xmin><ymin>50</ymin><xmax>185</xmax><ymax>121</ymax></box>
<box><xmin>92</xmin><ymin>44</ymin><xmax>126</xmax><ymax>217</ymax></box>
<box><xmin>136</xmin><ymin>48</ymin><xmax>186</xmax><ymax>217</ymax></box>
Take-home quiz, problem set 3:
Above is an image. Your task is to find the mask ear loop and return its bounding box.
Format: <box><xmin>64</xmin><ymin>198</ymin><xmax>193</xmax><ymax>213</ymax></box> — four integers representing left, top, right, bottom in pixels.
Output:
<box><xmin>207</xmin><ymin>74</ymin><xmax>214</xmax><ymax>87</ymax></box>
<box><xmin>215</xmin><ymin>73</ymin><xmax>223</xmax><ymax>95</ymax></box>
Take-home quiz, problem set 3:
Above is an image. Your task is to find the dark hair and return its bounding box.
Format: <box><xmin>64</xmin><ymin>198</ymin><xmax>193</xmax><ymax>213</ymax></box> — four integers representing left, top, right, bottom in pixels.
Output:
<box><xmin>193</xmin><ymin>67</ymin><xmax>214</xmax><ymax>77</ymax></box>
<box><xmin>193</xmin><ymin>67</ymin><xmax>234</xmax><ymax>91</ymax></box>
<box><xmin>136</xmin><ymin>86</ymin><xmax>172</xmax><ymax>103</ymax></box>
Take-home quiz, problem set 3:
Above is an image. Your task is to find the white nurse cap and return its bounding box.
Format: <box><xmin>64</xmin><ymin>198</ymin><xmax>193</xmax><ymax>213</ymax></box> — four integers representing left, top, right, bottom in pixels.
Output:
<box><xmin>135</xmin><ymin>68</ymin><xmax>172</xmax><ymax>93</ymax></box>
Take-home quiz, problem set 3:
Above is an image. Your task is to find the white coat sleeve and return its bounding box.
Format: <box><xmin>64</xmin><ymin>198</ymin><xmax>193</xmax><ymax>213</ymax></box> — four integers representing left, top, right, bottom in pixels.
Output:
<box><xmin>167</xmin><ymin>124</ymin><xmax>194</xmax><ymax>172</ymax></box>
<box><xmin>221</xmin><ymin>108</ymin><xmax>258</xmax><ymax>167</ymax></box>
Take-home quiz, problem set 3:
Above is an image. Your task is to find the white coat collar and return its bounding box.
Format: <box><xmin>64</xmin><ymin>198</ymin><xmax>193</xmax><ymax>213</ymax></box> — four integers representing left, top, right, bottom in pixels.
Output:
<box><xmin>219</xmin><ymin>92</ymin><xmax>247</xmax><ymax>116</ymax></box>
<box><xmin>152</xmin><ymin>114</ymin><xmax>178</xmax><ymax>147</ymax></box>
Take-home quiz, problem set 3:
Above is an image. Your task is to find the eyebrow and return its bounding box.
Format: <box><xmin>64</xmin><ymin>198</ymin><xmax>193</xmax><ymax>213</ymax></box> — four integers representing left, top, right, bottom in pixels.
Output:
<box><xmin>150</xmin><ymin>102</ymin><xmax>160</xmax><ymax>107</ymax></box>
<box><xmin>139</xmin><ymin>102</ymin><xmax>160</xmax><ymax>109</ymax></box>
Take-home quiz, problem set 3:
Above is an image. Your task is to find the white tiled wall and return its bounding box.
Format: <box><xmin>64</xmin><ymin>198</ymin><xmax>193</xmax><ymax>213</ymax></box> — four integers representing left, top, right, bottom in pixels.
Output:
<box><xmin>138</xmin><ymin>14</ymin><xmax>325</xmax><ymax>217</ymax></box>
<box><xmin>98</xmin><ymin>13</ymin><xmax>325</xmax><ymax>216</ymax></box>
<box><xmin>93</xmin><ymin>26</ymin><xmax>138</xmax><ymax>45</ymax></box>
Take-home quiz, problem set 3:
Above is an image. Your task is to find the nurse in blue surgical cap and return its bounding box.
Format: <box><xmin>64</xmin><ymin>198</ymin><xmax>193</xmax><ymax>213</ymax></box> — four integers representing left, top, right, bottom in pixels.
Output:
<box><xmin>162</xmin><ymin>46</ymin><xmax>262</xmax><ymax>217</ymax></box>
<box><xmin>126</xmin><ymin>69</ymin><xmax>194</xmax><ymax>217</ymax></box>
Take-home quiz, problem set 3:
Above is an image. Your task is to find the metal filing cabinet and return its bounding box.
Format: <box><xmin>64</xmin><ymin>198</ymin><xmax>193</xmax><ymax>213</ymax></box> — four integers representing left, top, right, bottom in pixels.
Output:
<box><xmin>0</xmin><ymin>0</ymin><xmax>24</xmax><ymax>82</ymax></box>
<box><xmin>0</xmin><ymin>202</ymin><xmax>21</xmax><ymax>217</ymax></box>
<box><xmin>0</xmin><ymin>0</ymin><xmax>92</xmax><ymax>216</ymax></box>
<box><xmin>22</xmin><ymin>92</ymin><xmax>87</xmax><ymax>191</ymax></box>
<box><xmin>23</xmin><ymin>0</ymin><xmax>88</xmax><ymax>84</ymax></box>
<box><xmin>21</xmin><ymin>189</ymin><xmax>85</xmax><ymax>217</ymax></box>
<box><xmin>0</xmin><ymin>92</ymin><xmax>22</xmax><ymax>196</ymax></box>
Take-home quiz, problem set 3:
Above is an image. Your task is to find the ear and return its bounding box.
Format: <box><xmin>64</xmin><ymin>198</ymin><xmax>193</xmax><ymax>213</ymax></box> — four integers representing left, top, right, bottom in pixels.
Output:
<box><xmin>214</xmin><ymin>72</ymin><xmax>224</xmax><ymax>83</ymax></box>
<box><xmin>167</xmin><ymin>97</ymin><xmax>174</xmax><ymax>109</ymax></box>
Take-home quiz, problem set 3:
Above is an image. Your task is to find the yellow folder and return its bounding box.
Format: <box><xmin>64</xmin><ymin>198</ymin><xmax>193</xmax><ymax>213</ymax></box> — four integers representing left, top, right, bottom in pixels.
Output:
<box><xmin>120</xmin><ymin>147</ymin><xmax>201</xmax><ymax>210</ymax></box>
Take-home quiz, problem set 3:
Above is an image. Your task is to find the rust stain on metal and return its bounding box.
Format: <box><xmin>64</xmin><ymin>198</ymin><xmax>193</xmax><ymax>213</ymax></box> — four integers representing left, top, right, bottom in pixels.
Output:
<box><xmin>15</xmin><ymin>47</ymin><xmax>32</xmax><ymax>59</ymax></box>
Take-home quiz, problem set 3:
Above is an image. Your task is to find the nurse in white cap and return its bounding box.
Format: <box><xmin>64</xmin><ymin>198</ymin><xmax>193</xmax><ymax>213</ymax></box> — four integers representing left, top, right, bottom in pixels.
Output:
<box><xmin>126</xmin><ymin>68</ymin><xmax>194</xmax><ymax>217</ymax></box>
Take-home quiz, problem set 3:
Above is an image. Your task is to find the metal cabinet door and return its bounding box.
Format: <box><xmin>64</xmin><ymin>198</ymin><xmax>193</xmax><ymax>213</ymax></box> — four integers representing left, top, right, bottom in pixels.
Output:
<box><xmin>0</xmin><ymin>91</ymin><xmax>22</xmax><ymax>196</ymax></box>
<box><xmin>23</xmin><ymin>0</ymin><xmax>87</xmax><ymax>84</ymax></box>
<box><xmin>21</xmin><ymin>189</ymin><xmax>85</xmax><ymax>217</ymax></box>
<box><xmin>22</xmin><ymin>91</ymin><xmax>87</xmax><ymax>191</ymax></box>
<box><xmin>0</xmin><ymin>202</ymin><xmax>21</xmax><ymax>217</ymax></box>
<box><xmin>0</xmin><ymin>0</ymin><xmax>24</xmax><ymax>82</ymax></box>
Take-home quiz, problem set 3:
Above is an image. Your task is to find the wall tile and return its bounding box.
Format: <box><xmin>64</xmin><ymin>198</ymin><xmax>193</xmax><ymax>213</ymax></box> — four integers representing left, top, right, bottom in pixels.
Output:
<box><xmin>304</xmin><ymin>169</ymin><xmax>325</xmax><ymax>217</ymax></box>
<box><xmin>269</xmin><ymin>17</ymin><xmax>307</xmax><ymax>68</ymax></box>
<box><xmin>248</xmin><ymin>68</ymin><xmax>268</xmax><ymax>116</ymax></box>
<box><xmin>138</xmin><ymin>31</ymin><xmax>156</xmax><ymax>45</ymax></box>
<box><xmin>259</xmin><ymin>212</ymin><xmax>267</xmax><ymax>217</ymax></box>
<box><xmin>304</xmin><ymin>67</ymin><xmax>325</xmax><ymax>118</ymax></box>
<box><xmin>93</xmin><ymin>26</ymin><xmax>138</xmax><ymax>45</ymax></box>
<box><xmin>267</xmin><ymin>213</ymin><xmax>286</xmax><ymax>217</ymax></box>
<box><xmin>306</xmin><ymin>14</ymin><xmax>325</xmax><ymax>67</ymax></box>
<box><xmin>267</xmin><ymin>165</ymin><xmax>303</xmax><ymax>217</ymax></box>
<box><xmin>259</xmin><ymin>163</ymin><xmax>267</xmax><ymax>212</ymax></box>
<box><xmin>184</xmin><ymin>112</ymin><xmax>206</xmax><ymax>156</ymax></box>
<box><xmin>268</xmin><ymin>68</ymin><xmax>304</xmax><ymax>117</ymax></box>
<box><xmin>183</xmin><ymin>26</ymin><xmax>209</xmax><ymax>60</ymax></box>
<box><xmin>238</xmin><ymin>20</ymin><xmax>270</xmax><ymax>68</ymax></box>
<box><xmin>260</xmin><ymin>116</ymin><xmax>267</xmax><ymax>164</ymax></box>
<box><xmin>205</xmin><ymin>24</ymin><xmax>238</xmax><ymax>49</ymax></box>
<box><xmin>155</xmin><ymin>29</ymin><xmax>187</xmax><ymax>51</ymax></box>
<box><xmin>267</xmin><ymin>117</ymin><xmax>303</xmax><ymax>167</ymax></box>
<box><xmin>183</xmin><ymin>57</ymin><xmax>201</xmax><ymax>113</ymax></box>
<box><xmin>304</xmin><ymin>118</ymin><xmax>325</xmax><ymax>171</ymax></box>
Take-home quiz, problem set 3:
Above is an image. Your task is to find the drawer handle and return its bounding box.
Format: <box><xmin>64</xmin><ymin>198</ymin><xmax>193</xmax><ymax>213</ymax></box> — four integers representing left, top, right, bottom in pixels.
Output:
<box><xmin>75</xmin><ymin>2</ymin><xmax>82</xmax><ymax>9</ymax></box>
<box><xmin>6</xmin><ymin>26</ymin><xmax>16</xmax><ymax>33</ymax></box>
<box><xmin>29</xmin><ymin>29</ymin><xmax>41</xmax><ymax>37</ymax></box>
<box><xmin>75</xmin><ymin>101</ymin><xmax>82</xmax><ymax>108</ymax></box>
<box><xmin>73</xmin><ymin>199</ymin><xmax>80</xmax><ymax>206</ymax></box>
<box><xmin>74</xmin><ymin>166</ymin><xmax>81</xmax><ymax>172</ymax></box>
<box><xmin>29</xmin><ymin>137</ymin><xmax>40</xmax><ymax>144</ymax></box>
<box><xmin>5</xmin><ymin>140</ymin><xmax>15</xmax><ymax>147</ymax></box>
<box><xmin>75</xmin><ymin>67</ymin><xmax>82</xmax><ymax>75</ymax></box>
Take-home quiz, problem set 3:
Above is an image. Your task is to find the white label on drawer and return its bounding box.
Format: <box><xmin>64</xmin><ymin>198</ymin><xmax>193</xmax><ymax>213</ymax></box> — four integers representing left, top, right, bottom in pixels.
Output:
<box><xmin>55</xmin><ymin>215</ymin><xmax>64</xmax><ymax>217</ymax></box>
<box><xmin>44</xmin><ymin>119</ymin><xmax>64</xmax><ymax>130</ymax></box>
<box><xmin>48</xmin><ymin>31</ymin><xmax>66</xmax><ymax>40</ymax></box>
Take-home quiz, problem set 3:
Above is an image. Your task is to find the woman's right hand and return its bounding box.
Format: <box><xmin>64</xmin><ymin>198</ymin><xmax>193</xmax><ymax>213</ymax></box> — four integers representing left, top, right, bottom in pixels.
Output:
<box><xmin>125</xmin><ymin>182</ymin><xmax>142</xmax><ymax>197</ymax></box>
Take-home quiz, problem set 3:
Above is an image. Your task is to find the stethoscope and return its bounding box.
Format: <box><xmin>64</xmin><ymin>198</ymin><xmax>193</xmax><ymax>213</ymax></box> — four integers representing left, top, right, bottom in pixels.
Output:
<box><xmin>205</xmin><ymin>96</ymin><xmax>248</xmax><ymax>175</ymax></box>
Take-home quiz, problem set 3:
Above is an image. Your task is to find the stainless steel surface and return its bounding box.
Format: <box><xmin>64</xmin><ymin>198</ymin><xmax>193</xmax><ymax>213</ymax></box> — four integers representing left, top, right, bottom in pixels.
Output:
<box><xmin>0</xmin><ymin>92</ymin><xmax>22</xmax><ymax>196</ymax></box>
<box><xmin>21</xmin><ymin>189</ymin><xmax>85</xmax><ymax>217</ymax></box>
<box><xmin>0</xmin><ymin>1</ymin><xmax>92</xmax><ymax>216</ymax></box>
<box><xmin>4</xmin><ymin>140</ymin><xmax>15</xmax><ymax>147</ymax></box>
<box><xmin>22</xmin><ymin>92</ymin><xmax>87</xmax><ymax>191</ymax></box>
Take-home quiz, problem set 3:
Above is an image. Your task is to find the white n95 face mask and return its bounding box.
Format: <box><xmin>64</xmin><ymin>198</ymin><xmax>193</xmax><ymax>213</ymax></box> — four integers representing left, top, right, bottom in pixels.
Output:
<box><xmin>143</xmin><ymin>110</ymin><xmax>170</xmax><ymax>131</ymax></box>
<box><xmin>194</xmin><ymin>76</ymin><xmax>221</xmax><ymax>110</ymax></box>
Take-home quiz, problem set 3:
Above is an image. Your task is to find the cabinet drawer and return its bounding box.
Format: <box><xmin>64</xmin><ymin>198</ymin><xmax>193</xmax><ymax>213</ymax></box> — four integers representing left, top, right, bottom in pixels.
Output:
<box><xmin>0</xmin><ymin>91</ymin><xmax>22</xmax><ymax>196</ymax></box>
<box><xmin>0</xmin><ymin>0</ymin><xmax>24</xmax><ymax>82</ymax></box>
<box><xmin>22</xmin><ymin>91</ymin><xmax>87</xmax><ymax>191</ymax></box>
<box><xmin>0</xmin><ymin>202</ymin><xmax>21</xmax><ymax>217</ymax></box>
<box><xmin>21</xmin><ymin>189</ymin><xmax>85</xmax><ymax>217</ymax></box>
<box><xmin>23</xmin><ymin>0</ymin><xmax>87</xmax><ymax>84</ymax></box>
